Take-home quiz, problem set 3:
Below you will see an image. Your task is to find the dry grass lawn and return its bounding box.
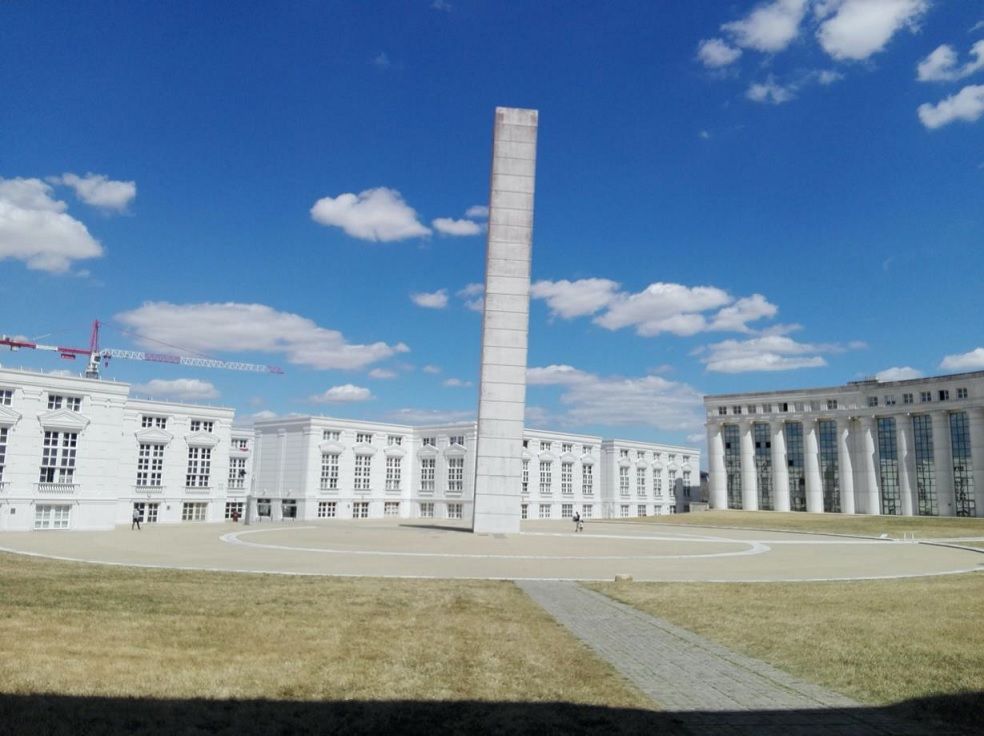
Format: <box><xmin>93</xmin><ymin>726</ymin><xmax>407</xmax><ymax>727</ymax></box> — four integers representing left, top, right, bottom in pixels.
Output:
<box><xmin>632</xmin><ymin>509</ymin><xmax>984</xmax><ymax>538</ymax></box>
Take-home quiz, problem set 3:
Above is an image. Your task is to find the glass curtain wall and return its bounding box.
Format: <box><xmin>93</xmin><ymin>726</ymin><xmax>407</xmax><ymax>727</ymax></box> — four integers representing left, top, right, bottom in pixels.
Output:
<box><xmin>912</xmin><ymin>415</ymin><xmax>938</xmax><ymax>516</ymax></box>
<box><xmin>785</xmin><ymin>422</ymin><xmax>806</xmax><ymax>511</ymax></box>
<box><xmin>877</xmin><ymin>418</ymin><xmax>902</xmax><ymax>515</ymax></box>
<box><xmin>950</xmin><ymin>412</ymin><xmax>976</xmax><ymax>517</ymax></box>
<box><xmin>723</xmin><ymin>424</ymin><xmax>742</xmax><ymax>509</ymax></box>
<box><xmin>818</xmin><ymin>419</ymin><xmax>840</xmax><ymax>513</ymax></box>
<box><xmin>753</xmin><ymin>423</ymin><xmax>773</xmax><ymax>510</ymax></box>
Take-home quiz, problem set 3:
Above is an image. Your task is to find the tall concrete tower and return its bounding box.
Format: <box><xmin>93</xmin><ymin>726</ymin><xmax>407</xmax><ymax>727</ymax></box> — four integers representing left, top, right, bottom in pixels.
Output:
<box><xmin>471</xmin><ymin>107</ymin><xmax>538</xmax><ymax>535</ymax></box>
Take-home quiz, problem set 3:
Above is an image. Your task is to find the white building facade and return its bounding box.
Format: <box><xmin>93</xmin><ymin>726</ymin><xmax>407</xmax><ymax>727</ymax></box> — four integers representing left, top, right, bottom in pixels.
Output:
<box><xmin>704</xmin><ymin>371</ymin><xmax>984</xmax><ymax>517</ymax></box>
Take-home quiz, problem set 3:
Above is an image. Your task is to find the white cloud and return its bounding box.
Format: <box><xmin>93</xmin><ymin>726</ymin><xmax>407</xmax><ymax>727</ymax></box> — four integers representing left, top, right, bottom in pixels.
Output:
<box><xmin>875</xmin><ymin>366</ymin><xmax>923</xmax><ymax>381</ymax></box>
<box><xmin>697</xmin><ymin>38</ymin><xmax>743</xmax><ymax>68</ymax></box>
<box><xmin>116</xmin><ymin>301</ymin><xmax>408</xmax><ymax>371</ymax></box>
<box><xmin>132</xmin><ymin>378</ymin><xmax>219</xmax><ymax>400</ymax></box>
<box><xmin>250</xmin><ymin>410</ymin><xmax>278</xmax><ymax>421</ymax></box>
<box><xmin>422</xmin><ymin>364</ymin><xmax>442</xmax><ymax>374</ymax></box>
<box><xmin>49</xmin><ymin>172</ymin><xmax>136</xmax><ymax>211</ymax></box>
<box><xmin>465</xmin><ymin>205</ymin><xmax>488</xmax><ymax>219</ymax></box>
<box><xmin>310</xmin><ymin>384</ymin><xmax>373</xmax><ymax>403</ymax></box>
<box><xmin>593</xmin><ymin>283</ymin><xmax>732</xmax><ymax>336</ymax></box>
<box><xmin>457</xmin><ymin>282</ymin><xmax>485</xmax><ymax>312</ymax></box>
<box><xmin>695</xmin><ymin>334</ymin><xmax>855</xmax><ymax>373</ymax></box>
<box><xmin>918</xmin><ymin>84</ymin><xmax>984</xmax><ymax>128</ymax></box>
<box><xmin>940</xmin><ymin>347</ymin><xmax>984</xmax><ymax>371</ymax></box>
<box><xmin>386</xmin><ymin>407</ymin><xmax>474</xmax><ymax>424</ymax></box>
<box><xmin>373</xmin><ymin>52</ymin><xmax>391</xmax><ymax>69</ymax></box>
<box><xmin>530</xmin><ymin>278</ymin><xmax>621</xmax><ymax>319</ymax></box>
<box><xmin>432</xmin><ymin>217</ymin><xmax>482</xmax><ymax>236</ymax></box>
<box><xmin>722</xmin><ymin>0</ymin><xmax>808</xmax><ymax>53</ymax></box>
<box><xmin>310</xmin><ymin>187</ymin><xmax>430</xmax><ymax>242</ymax></box>
<box><xmin>815</xmin><ymin>0</ymin><xmax>929</xmax><ymax>61</ymax></box>
<box><xmin>0</xmin><ymin>177</ymin><xmax>103</xmax><ymax>273</ymax></box>
<box><xmin>707</xmin><ymin>294</ymin><xmax>779</xmax><ymax>332</ymax></box>
<box><xmin>699</xmin><ymin>130</ymin><xmax>711</xmax><ymax>139</ymax></box>
<box><xmin>443</xmin><ymin>377</ymin><xmax>473</xmax><ymax>388</ymax></box>
<box><xmin>368</xmin><ymin>368</ymin><xmax>397</xmax><ymax>379</ymax></box>
<box><xmin>410</xmin><ymin>289</ymin><xmax>449</xmax><ymax>309</ymax></box>
<box><xmin>747</xmin><ymin>76</ymin><xmax>797</xmax><ymax>104</ymax></box>
<box><xmin>431</xmin><ymin>0</ymin><xmax>452</xmax><ymax>11</ymax></box>
<box><xmin>526</xmin><ymin>364</ymin><xmax>594</xmax><ymax>386</ymax></box>
<box><xmin>917</xmin><ymin>41</ymin><xmax>984</xmax><ymax>82</ymax></box>
<box><xmin>817</xmin><ymin>69</ymin><xmax>844</xmax><ymax>84</ymax></box>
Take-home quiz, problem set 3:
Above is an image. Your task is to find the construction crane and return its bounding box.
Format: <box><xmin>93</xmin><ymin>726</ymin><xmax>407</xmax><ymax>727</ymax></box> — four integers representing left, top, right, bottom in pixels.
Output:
<box><xmin>0</xmin><ymin>320</ymin><xmax>284</xmax><ymax>379</ymax></box>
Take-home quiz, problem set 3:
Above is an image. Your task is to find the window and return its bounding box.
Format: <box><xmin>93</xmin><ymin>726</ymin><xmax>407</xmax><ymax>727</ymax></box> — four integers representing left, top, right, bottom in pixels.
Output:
<box><xmin>323</xmin><ymin>430</ymin><xmax>340</xmax><ymax>442</ymax></box>
<box><xmin>619</xmin><ymin>466</ymin><xmax>629</xmax><ymax>495</ymax></box>
<box><xmin>224</xmin><ymin>501</ymin><xmax>244</xmax><ymax>520</ymax></box>
<box><xmin>257</xmin><ymin>498</ymin><xmax>272</xmax><ymax>517</ymax></box>
<box><xmin>387</xmin><ymin>435</ymin><xmax>403</xmax><ymax>446</ymax></box>
<box><xmin>877</xmin><ymin>418</ymin><xmax>902</xmax><ymax>516</ymax></box>
<box><xmin>354</xmin><ymin>455</ymin><xmax>372</xmax><ymax>491</ymax></box>
<box><xmin>950</xmin><ymin>412</ymin><xmax>976</xmax><ymax>517</ymax></box>
<box><xmin>141</xmin><ymin>415</ymin><xmax>167</xmax><ymax>429</ymax></box>
<box><xmin>920</xmin><ymin>392</ymin><xmax>932</xmax><ymax>403</ymax></box>
<box><xmin>539</xmin><ymin>461</ymin><xmax>552</xmax><ymax>494</ymax></box>
<box><xmin>747</xmin><ymin>405</ymin><xmax>757</xmax><ymax>414</ymax></box>
<box><xmin>903</xmin><ymin>393</ymin><xmax>913</xmax><ymax>405</ymax></box>
<box><xmin>866</xmin><ymin>396</ymin><xmax>877</xmax><ymax>408</ymax></box>
<box><xmin>181</xmin><ymin>502</ymin><xmax>208</xmax><ymax>522</ymax></box>
<box><xmin>353</xmin><ymin>501</ymin><xmax>369</xmax><ymax>518</ymax></box>
<box><xmin>636</xmin><ymin>450</ymin><xmax>645</xmax><ymax>459</ymax></box>
<box><xmin>582</xmin><ymin>444</ymin><xmax>593</xmax><ymax>454</ymax></box>
<box><xmin>185</xmin><ymin>447</ymin><xmax>211</xmax><ymax>487</ymax></box>
<box><xmin>190</xmin><ymin>420</ymin><xmax>213</xmax><ymax>433</ymax></box>
<box><xmin>384</xmin><ymin>501</ymin><xmax>400</xmax><ymax>517</ymax></box>
<box><xmin>655</xmin><ymin>474</ymin><xmax>663</xmax><ymax>495</ymax></box>
<box><xmin>228</xmin><ymin>457</ymin><xmax>247</xmax><ymax>489</ymax></box>
<box><xmin>522</xmin><ymin>439</ymin><xmax>529</xmax><ymax>448</ymax></box>
<box><xmin>732</xmin><ymin>405</ymin><xmax>742</xmax><ymax>415</ymax></box>
<box><xmin>636</xmin><ymin>467</ymin><xmax>646</xmax><ymax>495</ymax></box>
<box><xmin>540</xmin><ymin>441</ymin><xmax>551</xmax><ymax>451</ymax></box>
<box><xmin>447</xmin><ymin>503</ymin><xmax>462</xmax><ymax>519</ymax></box>
<box><xmin>423</xmin><ymin>436</ymin><xmax>436</xmax><ymax>447</ymax></box>
<box><xmin>449</xmin><ymin>435</ymin><xmax>465</xmax><ymax>446</ymax></box>
<box><xmin>420</xmin><ymin>502</ymin><xmax>434</xmax><ymax>518</ymax></box>
<box><xmin>619</xmin><ymin>449</ymin><xmax>629</xmax><ymax>459</ymax></box>
<box><xmin>582</xmin><ymin>464</ymin><xmax>593</xmax><ymax>495</ymax></box>
<box><xmin>561</xmin><ymin>462</ymin><xmax>573</xmax><ymax>495</ymax></box>
<box><xmin>385</xmin><ymin>456</ymin><xmax>402</xmax><ymax>491</ymax></box>
<box><xmin>668</xmin><ymin>454</ymin><xmax>676</xmax><ymax>464</ymax></box>
<box><xmin>356</xmin><ymin>433</ymin><xmax>373</xmax><ymax>444</ymax></box>
<box><xmin>136</xmin><ymin>443</ymin><xmax>165</xmax><ymax>487</ymax></box>
<box><xmin>761</xmin><ymin>403</ymin><xmax>772</xmax><ymax>413</ymax></box>
<box><xmin>318</xmin><ymin>501</ymin><xmax>337</xmax><ymax>518</ymax></box>
<box><xmin>134</xmin><ymin>502</ymin><xmax>159</xmax><ymax>523</ymax></box>
<box><xmin>582</xmin><ymin>504</ymin><xmax>592</xmax><ymax>519</ymax></box>
<box><xmin>538</xmin><ymin>504</ymin><xmax>551</xmax><ymax>519</ymax></box>
<box><xmin>562</xmin><ymin>443</ymin><xmax>573</xmax><ymax>453</ymax></box>
<box><xmin>0</xmin><ymin>426</ymin><xmax>7</xmax><ymax>482</ymax></box>
<box><xmin>0</xmin><ymin>388</ymin><xmax>11</xmax><ymax>406</ymax></box>
<box><xmin>638</xmin><ymin>505</ymin><xmax>647</xmax><ymax>517</ymax></box>
<box><xmin>668</xmin><ymin>469</ymin><xmax>677</xmax><ymax>489</ymax></box>
<box><xmin>683</xmin><ymin>471</ymin><xmax>692</xmax><ymax>498</ymax></box>
<box><xmin>521</xmin><ymin>459</ymin><xmax>529</xmax><ymax>493</ymax></box>
<box><xmin>47</xmin><ymin>395</ymin><xmax>81</xmax><ymax>411</ymax></box>
<box><xmin>619</xmin><ymin>504</ymin><xmax>629</xmax><ymax>518</ymax></box>
<box><xmin>447</xmin><ymin>457</ymin><xmax>464</xmax><ymax>493</ymax></box>
<box><xmin>521</xmin><ymin>503</ymin><xmax>528</xmax><ymax>520</ymax></box>
<box><xmin>34</xmin><ymin>504</ymin><xmax>71</xmax><ymax>530</ymax></box>
<box><xmin>420</xmin><ymin>458</ymin><xmax>435</xmax><ymax>492</ymax></box>
<box><xmin>233</xmin><ymin>438</ymin><xmax>248</xmax><ymax>450</ymax></box>
<box><xmin>939</xmin><ymin>390</ymin><xmax>950</xmax><ymax>401</ymax></box>
<box><xmin>682</xmin><ymin>455</ymin><xmax>690</xmax><ymax>465</ymax></box>
<box><xmin>561</xmin><ymin>504</ymin><xmax>573</xmax><ymax>519</ymax></box>
<box><xmin>717</xmin><ymin>406</ymin><xmax>727</xmax><ymax>416</ymax></box>
<box><xmin>809</xmin><ymin>401</ymin><xmax>821</xmax><ymax>412</ymax></box>
<box><xmin>885</xmin><ymin>395</ymin><xmax>896</xmax><ymax>406</ymax></box>
<box><xmin>320</xmin><ymin>453</ymin><xmax>339</xmax><ymax>490</ymax></box>
<box><xmin>957</xmin><ymin>387</ymin><xmax>968</xmax><ymax>399</ymax></box>
<box><xmin>39</xmin><ymin>431</ymin><xmax>77</xmax><ymax>484</ymax></box>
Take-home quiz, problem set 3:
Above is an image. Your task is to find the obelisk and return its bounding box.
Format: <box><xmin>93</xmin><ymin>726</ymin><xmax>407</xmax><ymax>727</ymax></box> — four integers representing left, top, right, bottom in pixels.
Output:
<box><xmin>471</xmin><ymin>107</ymin><xmax>538</xmax><ymax>534</ymax></box>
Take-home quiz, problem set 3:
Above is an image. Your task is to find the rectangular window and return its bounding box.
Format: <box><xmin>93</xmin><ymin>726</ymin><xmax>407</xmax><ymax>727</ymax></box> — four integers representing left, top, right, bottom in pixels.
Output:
<box><xmin>761</xmin><ymin>403</ymin><xmax>772</xmax><ymax>413</ymax></box>
<box><xmin>423</xmin><ymin>436</ymin><xmax>436</xmax><ymax>447</ymax></box>
<box><xmin>903</xmin><ymin>393</ymin><xmax>913</xmax><ymax>405</ymax></box>
<box><xmin>0</xmin><ymin>388</ymin><xmax>12</xmax><ymax>406</ymax></box>
<box><xmin>877</xmin><ymin>417</ymin><xmax>902</xmax><ymax>516</ymax></box>
<box><xmin>950</xmin><ymin>412</ymin><xmax>976</xmax><ymax>518</ymax></box>
<box><xmin>181</xmin><ymin>502</ymin><xmax>207</xmax><ymax>522</ymax></box>
<box><xmin>353</xmin><ymin>501</ymin><xmax>369</xmax><ymax>518</ymax></box>
<box><xmin>34</xmin><ymin>504</ymin><xmax>71</xmax><ymax>530</ymax></box>
<box><xmin>619</xmin><ymin>449</ymin><xmax>629</xmax><ymax>459</ymax></box>
<box><xmin>885</xmin><ymin>395</ymin><xmax>896</xmax><ymax>406</ymax></box>
<box><xmin>185</xmin><ymin>447</ymin><xmax>211</xmax><ymax>487</ymax></box>
<box><xmin>447</xmin><ymin>457</ymin><xmax>464</xmax><ymax>493</ymax></box>
<box><xmin>356</xmin><ymin>433</ymin><xmax>373</xmax><ymax>444</ymax></box>
<box><xmin>136</xmin><ymin>443</ymin><xmax>165</xmax><ymax>487</ymax></box>
<box><xmin>134</xmin><ymin>502</ymin><xmax>159</xmax><ymax>523</ymax></box>
<box><xmin>521</xmin><ymin>503</ymin><xmax>528</xmax><ymax>520</ymax></box>
<box><xmin>384</xmin><ymin>501</ymin><xmax>400</xmax><ymax>517</ymax></box>
<box><xmin>638</xmin><ymin>504</ymin><xmax>647</xmax><ymax>517</ymax></box>
<box><xmin>636</xmin><ymin>467</ymin><xmax>646</xmax><ymax>495</ymax></box>
<box><xmin>717</xmin><ymin>406</ymin><xmax>727</xmax><ymax>416</ymax></box>
<box><xmin>817</xmin><ymin>420</ymin><xmax>839</xmax><ymax>513</ymax></box>
<box><xmin>449</xmin><ymin>435</ymin><xmax>465</xmax><ymax>446</ymax></box>
<box><xmin>921</xmin><ymin>392</ymin><xmax>932</xmax><ymax>403</ymax></box>
<box><xmin>521</xmin><ymin>459</ymin><xmax>529</xmax><ymax>493</ymax></box>
<box><xmin>582</xmin><ymin>464</ymin><xmax>593</xmax><ymax>495</ymax></box>
<box><xmin>420</xmin><ymin>458</ymin><xmax>435</xmax><ymax>492</ymax></box>
<box><xmin>522</xmin><ymin>439</ymin><xmax>529</xmax><ymax>448</ymax></box>
<box><xmin>619</xmin><ymin>466</ymin><xmax>629</xmax><ymax>495</ymax></box>
<box><xmin>619</xmin><ymin>504</ymin><xmax>629</xmax><ymax>518</ymax></box>
<box><xmin>561</xmin><ymin>503</ymin><xmax>573</xmax><ymax>519</ymax></box>
<box><xmin>939</xmin><ymin>390</ymin><xmax>950</xmax><ymax>402</ymax></box>
<box><xmin>957</xmin><ymin>387</ymin><xmax>968</xmax><ymax>399</ymax></box>
<box><xmin>0</xmin><ymin>426</ymin><xmax>7</xmax><ymax>482</ymax></box>
<box><xmin>189</xmin><ymin>420</ymin><xmax>213</xmax><ymax>433</ymax></box>
<box><xmin>538</xmin><ymin>503</ymin><xmax>551</xmax><ymax>519</ymax></box>
<box><xmin>224</xmin><ymin>501</ymin><xmax>244</xmax><ymax>520</ymax></box>
<box><xmin>387</xmin><ymin>435</ymin><xmax>403</xmax><ymax>446</ymax></box>
<box><xmin>447</xmin><ymin>503</ymin><xmax>462</xmax><ymax>519</ymax></box>
<box><xmin>668</xmin><ymin>469</ymin><xmax>677</xmax><ymax>490</ymax></box>
<box><xmin>318</xmin><ymin>501</ymin><xmax>337</xmax><ymax>518</ymax></box>
<box><xmin>655</xmin><ymin>474</ymin><xmax>663</xmax><ymax>495</ymax></box>
<box><xmin>233</xmin><ymin>438</ymin><xmax>248</xmax><ymax>450</ymax></box>
<box><xmin>581</xmin><ymin>444</ymin><xmax>593</xmax><ymax>454</ymax></box>
<box><xmin>354</xmin><ymin>455</ymin><xmax>371</xmax><ymax>490</ymax></box>
<box><xmin>747</xmin><ymin>405</ymin><xmax>757</xmax><ymax>415</ymax></box>
<box><xmin>39</xmin><ymin>431</ymin><xmax>77</xmax><ymax>484</ymax></box>
<box><xmin>141</xmin><ymin>415</ymin><xmax>167</xmax><ymax>429</ymax></box>
<box><xmin>540</xmin><ymin>441</ymin><xmax>551</xmax><ymax>451</ymax></box>
<box><xmin>228</xmin><ymin>457</ymin><xmax>247</xmax><ymax>489</ymax></box>
<box><xmin>539</xmin><ymin>461</ymin><xmax>552</xmax><ymax>494</ymax></box>
<box><xmin>562</xmin><ymin>443</ymin><xmax>573</xmax><ymax>453</ymax></box>
<box><xmin>420</xmin><ymin>502</ymin><xmax>434</xmax><ymax>518</ymax></box>
<box><xmin>561</xmin><ymin>462</ymin><xmax>573</xmax><ymax>495</ymax></box>
<box><xmin>826</xmin><ymin>399</ymin><xmax>838</xmax><ymax>410</ymax></box>
<box><xmin>47</xmin><ymin>395</ymin><xmax>81</xmax><ymax>411</ymax></box>
<box><xmin>912</xmin><ymin>415</ymin><xmax>937</xmax><ymax>516</ymax></box>
<box><xmin>683</xmin><ymin>470</ymin><xmax>692</xmax><ymax>498</ymax></box>
<box><xmin>724</xmin><ymin>425</ymin><xmax>742</xmax><ymax>509</ymax></box>
<box><xmin>320</xmin><ymin>453</ymin><xmax>339</xmax><ymax>490</ymax></box>
<box><xmin>385</xmin><ymin>456</ymin><xmax>402</xmax><ymax>491</ymax></box>
<box><xmin>731</xmin><ymin>405</ymin><xmax>742</xmax><ymax>415</ymax></box>
<box><xmin>668</xmin><ymin>454</ymin><xmax>676</xmax><ymax>464</ymax></box>
<box><xmin>867</xmin><ymin>396</ymin><xmax>878</xmax><ymax>408</ymax></box>
<box><xmin>582</xmin><ymin>504</ymin><xmax>592</xmax><ymax>519</ymax></box>
<box><xmin>636</xmin><ymin>450</ymin><xmax>645</xmax><ymax>459</ymax></box>
<box><xmin>323</xmin><ymin>430</ymin><xmax>340</xmax><ymax>442</ymax></box>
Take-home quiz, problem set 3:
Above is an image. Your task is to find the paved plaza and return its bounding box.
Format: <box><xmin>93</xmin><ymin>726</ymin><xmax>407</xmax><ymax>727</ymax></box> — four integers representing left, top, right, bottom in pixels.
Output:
<box><xmin>0</xmin><ymin>519</ymin><xmax>981</xmax><ymax>581</ymax></box>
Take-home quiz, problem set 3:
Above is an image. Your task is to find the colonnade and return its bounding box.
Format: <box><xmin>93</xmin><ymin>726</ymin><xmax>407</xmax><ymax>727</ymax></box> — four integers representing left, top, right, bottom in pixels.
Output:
<box><xmin>707</xmin><ymin>406</ymin><xmax>984</xmax><ymax>517</ymax></box>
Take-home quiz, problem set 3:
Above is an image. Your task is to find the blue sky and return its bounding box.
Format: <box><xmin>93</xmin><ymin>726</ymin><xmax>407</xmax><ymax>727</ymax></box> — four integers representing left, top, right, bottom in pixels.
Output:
<box><xmin>2</xmin><ymin>0</ymin><xmax>983</xmax><ymax>453</ymax></box>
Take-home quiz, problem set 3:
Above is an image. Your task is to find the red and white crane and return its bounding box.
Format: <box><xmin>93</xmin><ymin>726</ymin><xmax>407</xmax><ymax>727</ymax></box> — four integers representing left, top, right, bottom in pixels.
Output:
<box><xmin>0</xmin><ymin>320</ymin><xmax>284</xmax><ymax>379</ymax></box>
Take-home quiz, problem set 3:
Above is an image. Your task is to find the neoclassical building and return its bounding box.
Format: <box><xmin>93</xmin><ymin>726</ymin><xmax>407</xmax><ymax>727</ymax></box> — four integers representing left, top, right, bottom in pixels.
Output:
<box><xmin>704</xmin><ymin>371</ymin><xmax>984</xmax><ymax>517</ymax></box>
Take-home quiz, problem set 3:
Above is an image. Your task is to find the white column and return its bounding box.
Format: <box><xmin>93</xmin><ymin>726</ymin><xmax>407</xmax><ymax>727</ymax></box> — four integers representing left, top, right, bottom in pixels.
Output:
<box><xmin>896</xmin><ymin>414</ymin><xmax>916</xmax><ymax>517</ymax></box>
<box><xmin>771</xmin><ymin>421</ymin><xmax>790</xmax><ymax>512</ymax></box>
<box><xmin>707</xmin><ymin>423</ymin><xmax>727</xmax><ymax>510</ymax></box>
<box><xmin>931</xmin><ymin>411</ymin><xmax>954</xmax><ymax>517</ymax></box>
<box><xmin>739</xmin><ymin>421</ymin><xmax>759</xmax><ymax>511</ymax></box>
<box><xmin>803</xmin><ymin>418</ymin><xmax>823</xmax><ymax>513</ymax></box>
<box><xmin>859</xmin><ymin>417</ymin><xmax>880</xmax><ymax>515</ymax></box>
<box><xmin>837</xmin><ymin>418</ymin><xmax>855</xmax><ymax>515</ymax></box>
<box><xmin>969</xmin><ymin>407</ymin><xmax>984</xmax><ymax>518</ymax></box>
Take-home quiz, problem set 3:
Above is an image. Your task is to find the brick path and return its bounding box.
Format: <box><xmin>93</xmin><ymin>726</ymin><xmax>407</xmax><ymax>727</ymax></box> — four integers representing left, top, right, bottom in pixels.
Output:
<box><xmin>517</xmin><ymin>580</ymin><xmax>928</xmax><ymax>735</ymax></box>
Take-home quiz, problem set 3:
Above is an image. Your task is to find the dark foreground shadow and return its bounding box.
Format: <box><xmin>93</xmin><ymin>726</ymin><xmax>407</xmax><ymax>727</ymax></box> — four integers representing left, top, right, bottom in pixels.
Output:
<box><xmin>0</xmin><ymin>692</ymin><xmax>980</xmax><ymax>736</ymax></box>
<box><xmin>397</xmin><ymin>522</ymin><xmax>474</xmax><ymax>533</ymax></box>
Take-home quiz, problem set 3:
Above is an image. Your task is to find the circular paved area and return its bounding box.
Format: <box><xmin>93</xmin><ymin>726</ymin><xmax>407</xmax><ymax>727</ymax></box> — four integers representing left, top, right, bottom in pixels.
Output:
<box><xmin>1</xmin><ymin>519</ymin><xmax>982</xmax><ymax>581</ymax></box>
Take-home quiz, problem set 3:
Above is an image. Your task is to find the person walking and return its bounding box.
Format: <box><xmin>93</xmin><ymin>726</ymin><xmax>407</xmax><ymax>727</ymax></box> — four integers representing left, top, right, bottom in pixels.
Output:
<box><xmin>572</xmin><ymin>510</ymin><xmax>583</xmax><ymax>533</ymax></box>
<box><xmin>131</xmin><ymin>506</ymin><xmax>142</xmax><ymax>531</ymax></box>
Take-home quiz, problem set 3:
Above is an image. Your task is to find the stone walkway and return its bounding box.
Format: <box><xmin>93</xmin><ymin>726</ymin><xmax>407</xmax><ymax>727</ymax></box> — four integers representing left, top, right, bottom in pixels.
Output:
<box><xmin>517</xmin><ymin>580</ymin><xmax>930</xmax><ymax>735</ymax></box>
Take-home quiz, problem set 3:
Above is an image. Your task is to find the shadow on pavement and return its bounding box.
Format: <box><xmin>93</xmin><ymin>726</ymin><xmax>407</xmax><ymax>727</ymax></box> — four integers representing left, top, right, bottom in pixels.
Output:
<box><xmin>0</xmin><ymin>691</ymin><xmax>980</xmax><ymax>735</ymax></box>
